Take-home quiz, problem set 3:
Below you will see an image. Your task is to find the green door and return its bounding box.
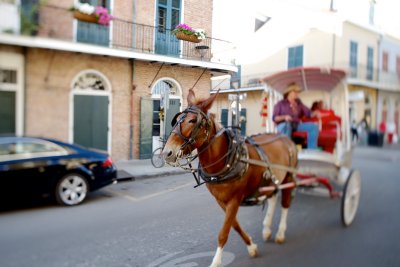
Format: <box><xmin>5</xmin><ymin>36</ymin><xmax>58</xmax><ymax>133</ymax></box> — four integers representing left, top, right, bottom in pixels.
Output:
<box><xmin>0</xmin><ymin>91</ymin><xmax>16</xmax><ymax>134</ymax></box>
<box><xmin>73</xmin><ymin>95</ymin><xmax>108</xmax><ymax>151</ymax></box>
<box><xmin>140</xmin><ymin>97</ymin><xmax>153</xmax><ymax>159</ymax></box>
<box><xmin>164</xmin><ymin>99</ymin><xmax>181</xmax><ymax>140</ymax></box>
<box><xmin>77</xmin><ymin>0</ymin><xmax>110</xmax><ymax>46</ymax></box>
<box><xmin>155</xmin><ymin>0</ymin><xmax>180</xmax><ymax>56</ymax></box>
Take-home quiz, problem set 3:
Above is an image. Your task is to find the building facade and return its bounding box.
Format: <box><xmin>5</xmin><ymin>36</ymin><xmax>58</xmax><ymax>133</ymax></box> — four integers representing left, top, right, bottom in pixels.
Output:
<box><xmin>0</xmin><ymin>0</ymin><xmax>236</xmax><ymax>160</ymax></box>
<box><xmin>212</xmin><ymin>5</ymin><xmax>400</xmax><ymax>141</ymax></box>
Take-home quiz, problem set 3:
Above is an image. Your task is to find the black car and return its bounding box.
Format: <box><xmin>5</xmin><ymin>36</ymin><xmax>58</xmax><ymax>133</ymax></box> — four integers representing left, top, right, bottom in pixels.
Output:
<box><xmin>0</xmin><ymin>136</ymin><xmax>117</xmax><ymax>206</ymax></box>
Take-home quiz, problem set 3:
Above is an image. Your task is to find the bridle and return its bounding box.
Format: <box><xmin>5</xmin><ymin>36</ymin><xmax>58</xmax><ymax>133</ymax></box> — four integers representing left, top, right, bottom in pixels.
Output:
<box><xmin>170</xmin><ymin>106</ymin><xmax>212</xmax><ymax>154</ymax></box>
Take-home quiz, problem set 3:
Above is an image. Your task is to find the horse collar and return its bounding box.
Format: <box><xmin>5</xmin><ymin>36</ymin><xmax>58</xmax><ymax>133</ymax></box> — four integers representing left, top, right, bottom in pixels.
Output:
<box><xmin>198</xmin><ymin>128</ymin><xmax>249</xmax><ymax>184</ymax></box>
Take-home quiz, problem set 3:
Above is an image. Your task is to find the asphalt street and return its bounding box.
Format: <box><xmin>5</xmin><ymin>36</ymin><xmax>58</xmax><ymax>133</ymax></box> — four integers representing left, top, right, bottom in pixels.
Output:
<box><xmin>0</xmin><ymin>145</ymin><xmax>399</xmax><ymax>267</ymax></box>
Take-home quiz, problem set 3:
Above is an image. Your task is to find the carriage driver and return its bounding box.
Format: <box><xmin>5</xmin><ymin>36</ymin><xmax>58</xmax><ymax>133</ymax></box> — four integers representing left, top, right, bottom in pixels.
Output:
<box><xmin>272</xmin><ymin>82</ymin><xmax>320</xmax><ymax>149</ymax></box>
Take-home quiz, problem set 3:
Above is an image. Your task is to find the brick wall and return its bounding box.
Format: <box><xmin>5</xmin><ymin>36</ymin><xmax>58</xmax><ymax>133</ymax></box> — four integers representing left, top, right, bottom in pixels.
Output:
<box><xmin>38</xmin><ymin>0</ymin><xmax>73</xmax><ymax>40</ymax></box>
<box><xmin>20</xmin><ymin>47</ymin><xmax>211</xmax><ymax>160</ymax></box>
<box><xmin>24</xmin><ymin>48</ymin><xmax>132</xmax><ymax>161</ymax></box>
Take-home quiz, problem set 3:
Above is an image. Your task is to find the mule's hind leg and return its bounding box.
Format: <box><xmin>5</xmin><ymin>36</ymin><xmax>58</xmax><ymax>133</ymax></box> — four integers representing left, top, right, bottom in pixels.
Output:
<box><xmin>262</xmin><ymin>194</ymin><xmax>277</xmax><ymax>241</ymax></box>
<box><xmin>275</xmin><ymin>176</ymin><xmax>294</xmax><ymax>244</ymax></box>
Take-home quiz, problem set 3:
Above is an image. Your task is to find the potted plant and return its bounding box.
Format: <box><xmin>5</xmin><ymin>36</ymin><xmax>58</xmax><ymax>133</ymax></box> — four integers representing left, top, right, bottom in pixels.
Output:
<box><xmin>71</xmin><ymin>2</ymin><xmax>113</xmax><ymax>26</ymax></box>
<box><xmin>172</xmin><ymin>23</ymin><xmax>206</xmax><ymax>43</ymax></box>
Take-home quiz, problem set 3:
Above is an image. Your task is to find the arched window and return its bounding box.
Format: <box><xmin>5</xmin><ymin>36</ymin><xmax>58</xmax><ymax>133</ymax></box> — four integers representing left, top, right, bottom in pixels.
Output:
<box><xmin>72</xmin><ymin>71</ymin><xmax>109</xmax><ymax>92</ymax></box>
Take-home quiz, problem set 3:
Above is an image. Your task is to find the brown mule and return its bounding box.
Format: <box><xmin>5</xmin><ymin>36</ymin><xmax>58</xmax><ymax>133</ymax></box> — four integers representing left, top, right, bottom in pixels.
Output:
<box><xmin>162</xmin><ymin>89</ymin><xmax>298</xmax><ymax>267</ymax></box>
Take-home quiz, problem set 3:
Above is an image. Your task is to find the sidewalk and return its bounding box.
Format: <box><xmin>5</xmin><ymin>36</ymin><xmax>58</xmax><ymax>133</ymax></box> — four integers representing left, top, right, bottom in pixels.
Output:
<box><xmin>115</xmin><ymin>159</ymin><xmax>187</xmax><ymax>181</ymax></box>
<box><xmin>115</xmin><ymin>143</ymin><xmax>400</xmax><ymax>181</ymax></box>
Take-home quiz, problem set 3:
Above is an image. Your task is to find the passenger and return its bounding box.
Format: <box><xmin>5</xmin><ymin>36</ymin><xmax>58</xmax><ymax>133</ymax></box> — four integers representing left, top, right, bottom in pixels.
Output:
<box><xmin>311</xmin><ymin>100</ymin><xmax>323</xmax><ymax>111</ymax></box>
<box><xmin>311</xmin><ymin>100</ymin><xmax>333</xmax><ymax>118</ymax></box>
<box><xmin>273</xmin><ymin>83</ymin><xmax>320</xmax><ymax>149</ymax></box>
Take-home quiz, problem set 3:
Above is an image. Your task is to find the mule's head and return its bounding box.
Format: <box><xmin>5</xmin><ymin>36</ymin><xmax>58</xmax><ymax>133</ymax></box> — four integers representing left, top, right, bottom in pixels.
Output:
<box><xmin>163</xmin><ymin>89</ymin><xmax>218</xmax><ymax>165</ymax></box>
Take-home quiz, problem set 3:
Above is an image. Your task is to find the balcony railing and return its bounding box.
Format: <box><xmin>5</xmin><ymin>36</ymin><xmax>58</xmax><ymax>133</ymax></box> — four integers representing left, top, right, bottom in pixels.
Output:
<box><xmin>13</xmin><ymin>4</ymin><xmax>232</xmax><ymax>64</ymax></box>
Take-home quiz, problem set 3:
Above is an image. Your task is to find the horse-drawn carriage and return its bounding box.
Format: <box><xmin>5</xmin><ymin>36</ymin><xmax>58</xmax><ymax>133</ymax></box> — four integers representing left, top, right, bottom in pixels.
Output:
<box><xmin>162</xmin><ymin>66</ymin><xmax>361</xmax><ymax>267</ymax></box>
<box><xmin>262</xmin><ymin>66</ymin><xmax>361</xmax><ymax>227</ymax></box>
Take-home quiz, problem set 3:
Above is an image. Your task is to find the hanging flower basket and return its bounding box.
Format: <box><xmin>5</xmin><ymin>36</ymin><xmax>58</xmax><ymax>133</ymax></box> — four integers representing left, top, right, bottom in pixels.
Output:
<box><xmin>73</xmin><ymin>10</ymin><xmax>98</xmax><ymax>23</ymax></box>
<box><xmin>70</xmin><ymin>3</ymin><xmax>114</xmax><ymax>26</ymax></box>
<box><xmin>175</xmin><ymin>31</ymin><xmax>202</xmax><ymax>43</ymax></box>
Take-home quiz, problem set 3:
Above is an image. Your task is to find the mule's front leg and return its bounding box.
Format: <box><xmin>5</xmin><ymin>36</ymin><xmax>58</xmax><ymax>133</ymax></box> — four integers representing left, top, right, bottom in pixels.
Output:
<box><xmin>210</xmin><ymin>200</ymin><xmax>240</xmax><ymax>267</ymax></box>
<box><xmin>216</xmin><ymin>200</ymin><xmax>258</xmax><ymax>258</ymax></box>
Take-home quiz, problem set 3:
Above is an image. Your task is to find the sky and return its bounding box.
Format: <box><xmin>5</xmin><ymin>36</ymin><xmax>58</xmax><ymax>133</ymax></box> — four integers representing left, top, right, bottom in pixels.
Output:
<box><xmin>212</xmin><ymin>0</ymin><xmax>400</xmax><ymax>64</ymax></box>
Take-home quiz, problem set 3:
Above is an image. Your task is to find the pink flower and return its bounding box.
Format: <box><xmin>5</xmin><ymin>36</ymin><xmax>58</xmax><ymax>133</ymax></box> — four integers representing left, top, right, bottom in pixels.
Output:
<box><xmin>95</xmin><ymin>6</ymin><xmax>113</xmax><ymax>26</ymax></box>
<box><xmin>175</xmin><ymin>23</ymin><xmax>193</xmax><ymax>31</ymax></box>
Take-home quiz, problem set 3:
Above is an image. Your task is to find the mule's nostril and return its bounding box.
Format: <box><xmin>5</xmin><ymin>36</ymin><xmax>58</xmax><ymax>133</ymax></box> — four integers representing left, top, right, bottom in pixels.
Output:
<box><xmin>167</xmin><ymin>151</ymin><xmax>173</xmax><ymax>157</ymax></box>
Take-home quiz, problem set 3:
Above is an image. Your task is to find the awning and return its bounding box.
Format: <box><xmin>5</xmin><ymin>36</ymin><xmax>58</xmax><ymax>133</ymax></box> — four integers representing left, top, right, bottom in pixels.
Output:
<box><xmin>261</xmin><ymin>67</ymin><xmax>347</xmax><ymax>93</ymax></box>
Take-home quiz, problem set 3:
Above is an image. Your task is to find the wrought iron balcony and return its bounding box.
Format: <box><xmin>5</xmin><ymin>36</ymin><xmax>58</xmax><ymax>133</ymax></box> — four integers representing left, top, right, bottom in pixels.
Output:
<box><xmin>10</xmin><ymin>4</ymin><xmax>235</xmax><ymax>65</ymax></box>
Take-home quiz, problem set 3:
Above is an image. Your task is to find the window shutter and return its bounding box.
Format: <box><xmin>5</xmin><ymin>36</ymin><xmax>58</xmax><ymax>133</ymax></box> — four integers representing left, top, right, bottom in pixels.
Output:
<box><xmin>240</xmin><ymin>108</ymin><xmax>246</xmax><ymax>136</ymax></box>
<box><xmin>221</xmin><ymin>109</ymin><xmax>228</xmax><ymax>128</ymax></box>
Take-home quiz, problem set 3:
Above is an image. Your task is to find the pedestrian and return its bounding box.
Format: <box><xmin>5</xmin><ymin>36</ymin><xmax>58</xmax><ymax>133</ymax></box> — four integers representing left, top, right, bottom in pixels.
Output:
<box><xmin>387</xmin><ymin>121</ymin><xmax>396</xmax><ymax>144</ymax></box>
<box><xmin>358</xmin><ymin>117</ymin><xmax>369</xmax><ymax>146</ymax></box>
<box><xmin>351</xmin><ymin>120</ymin><xmax>359</xmax><ymax>143</ymax></box>
<box><xmin>272</xmin><ymin>82</ymin><xmax>320</xmax><ymax>149</ymax></box>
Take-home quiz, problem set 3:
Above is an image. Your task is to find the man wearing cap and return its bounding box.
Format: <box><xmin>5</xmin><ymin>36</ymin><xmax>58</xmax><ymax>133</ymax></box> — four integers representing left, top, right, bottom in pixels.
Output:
<box><xmin>273</xmin><ymin>83</ymin><xmax>320</xmax><ymax>149</ymax></box>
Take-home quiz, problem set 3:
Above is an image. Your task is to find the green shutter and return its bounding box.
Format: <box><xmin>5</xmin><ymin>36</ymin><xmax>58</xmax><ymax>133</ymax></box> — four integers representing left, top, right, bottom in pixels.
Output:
<box><xmin>0</xmin><ymin>91</ymin><xmax>16</xmax><ymax>134</ymax></box>
<box><xmin>221</xmin><ymin>109</ymin><xmax>228</xmax><ymax>128</ymax></box>
<box><xmin>164</xmin><ymin>99</ymin><xmax>181</xmax><ymax>141</ymax></box>
<box><xmin>240</xmin><ymin>108</ymin><xmax>247</xmax><ymax>136</ymax></box>
<box><xmin>139</xmin><ymin>97</ymin><xmax>153</xmax><ymax>159</ymax></box>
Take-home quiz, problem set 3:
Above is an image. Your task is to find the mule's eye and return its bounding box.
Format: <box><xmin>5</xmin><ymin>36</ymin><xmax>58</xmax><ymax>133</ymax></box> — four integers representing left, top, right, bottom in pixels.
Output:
<box><xmin>189</xmin><ymin>118</ymin><xmax>197</xmax><ymax>124</ymax></box>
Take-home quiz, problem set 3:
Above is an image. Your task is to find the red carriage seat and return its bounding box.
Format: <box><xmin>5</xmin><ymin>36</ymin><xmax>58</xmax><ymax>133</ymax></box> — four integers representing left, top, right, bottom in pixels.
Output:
<box><xmin>291</xmin><ymin>110</ymin><xmax>341</xmax><ymax>153</ymax></box>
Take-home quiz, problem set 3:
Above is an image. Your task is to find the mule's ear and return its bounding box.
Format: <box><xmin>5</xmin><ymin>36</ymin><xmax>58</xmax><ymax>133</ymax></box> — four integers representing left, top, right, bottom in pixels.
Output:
<box><xmin>201</xmin><ymin>90</ymin><xmax>219</xmax><ymax>112</ymax></box>
<box><xmin>187</xmin><ymin>89</ymin><xmax>196</xmax><ymax>106</ymax></box>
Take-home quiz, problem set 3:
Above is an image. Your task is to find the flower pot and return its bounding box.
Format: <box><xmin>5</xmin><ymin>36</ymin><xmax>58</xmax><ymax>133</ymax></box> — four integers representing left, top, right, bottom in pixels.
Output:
<box><xmin>73</xmin><ymin>10</ymin><xmax>98</xmax><ymax>24</ymax></box>
<box><xmin>175</xmin><ymin>31</ymin><xmax>201</xmax><ymax>43</ymax></box>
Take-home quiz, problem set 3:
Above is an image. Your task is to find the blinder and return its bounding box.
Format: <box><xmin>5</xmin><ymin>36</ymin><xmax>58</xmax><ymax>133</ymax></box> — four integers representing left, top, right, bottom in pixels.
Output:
<box><xmin>171</xmin><ymin>112</ymin><xmax>182</xmax><ymax>127</ymax></box>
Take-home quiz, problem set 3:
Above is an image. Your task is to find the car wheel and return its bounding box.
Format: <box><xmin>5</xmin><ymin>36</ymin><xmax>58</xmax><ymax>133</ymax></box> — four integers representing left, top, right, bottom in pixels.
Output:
<box><xmin>55</xmin><ymin>173</ymin><xmax>89</xmax><ymax>206</ymax></box>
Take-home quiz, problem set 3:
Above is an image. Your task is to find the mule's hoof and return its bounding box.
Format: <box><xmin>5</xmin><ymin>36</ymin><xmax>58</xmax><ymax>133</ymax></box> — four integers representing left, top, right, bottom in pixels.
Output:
<box><xmin>247</xmin><ymin>243</ymin><xmax>258</xmax><ymax>257</ymax></box>
<box><xmin>275</xmin><ymin>236</ymin><xmax>285</xmax><ymax>244</ymax></box>
<box><xmin>209</xmin><ymin>261</ymin><xmax>221</xmax><ymax>267</ymax></box>
<box><xmin>262</xmin><ymin>229</ymin><xmax>272</xmax><ymax>241</ymax></box>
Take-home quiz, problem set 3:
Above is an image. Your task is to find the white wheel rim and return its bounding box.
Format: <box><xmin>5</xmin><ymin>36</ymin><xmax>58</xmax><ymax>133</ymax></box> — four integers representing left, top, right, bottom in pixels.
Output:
<box><xmin>152</xmin><ymin>149</ymin><xmax>165</xmax><ymax>168</ymax></box>
<box><xmin>59</xmin><ymin>175</ymin><xmax>87</xmax><ymax>205</ymax></box>
<box><xmin>343</xmin><ymin>170</ymin><xmax>361</xmax><ymax>225</ymax></box>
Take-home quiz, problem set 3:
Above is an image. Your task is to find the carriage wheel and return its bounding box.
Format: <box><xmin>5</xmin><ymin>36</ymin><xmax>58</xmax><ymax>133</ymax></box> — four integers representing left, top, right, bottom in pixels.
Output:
<box><xmin>151</xmin><ymin>147</ymin><xmax>165</xmax><ymax>168</ymax></box>
<box><xmin>341</xmin><ymin>169</ymin><xmax>361</xmax><ymax>227</ymax></box>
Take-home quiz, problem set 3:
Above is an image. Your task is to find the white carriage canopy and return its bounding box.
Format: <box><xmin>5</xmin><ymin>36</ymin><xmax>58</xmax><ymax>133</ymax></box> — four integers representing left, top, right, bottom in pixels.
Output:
<box><xmin>261</xmin><ymin>67</ymin><xmax>347</xmax><ymax>93</ymax></box>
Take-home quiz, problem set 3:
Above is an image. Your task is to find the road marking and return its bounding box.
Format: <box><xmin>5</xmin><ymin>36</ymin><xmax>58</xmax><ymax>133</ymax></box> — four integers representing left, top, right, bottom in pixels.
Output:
<box><xmin>105</xmin><ymin>182</ymin><xmax>193</xmax><ymax>202</ymax></box>
<box><xmin>147</xmin><ymin>251</ymin><xmax>235</xmax><ymax>267</ymax></box>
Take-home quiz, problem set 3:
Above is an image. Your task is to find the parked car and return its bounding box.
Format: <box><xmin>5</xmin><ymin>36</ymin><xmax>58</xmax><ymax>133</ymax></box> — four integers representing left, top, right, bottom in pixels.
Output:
<box><xmin>0</xmin><ymin>136</ymin><xmax>117</xmax><ymax>206</ymax></box>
